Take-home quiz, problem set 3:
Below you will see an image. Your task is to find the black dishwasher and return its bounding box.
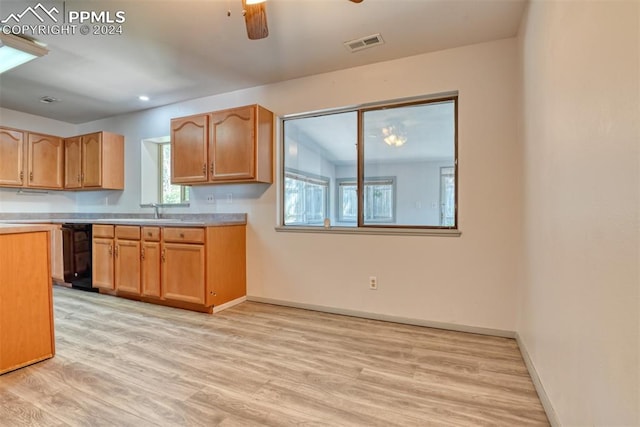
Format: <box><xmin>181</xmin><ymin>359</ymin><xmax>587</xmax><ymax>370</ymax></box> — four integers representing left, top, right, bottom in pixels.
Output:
<box><xmin>61</xmin><ymin>224</ymin><xmax>97</xmax><ymax>292</ymax></box>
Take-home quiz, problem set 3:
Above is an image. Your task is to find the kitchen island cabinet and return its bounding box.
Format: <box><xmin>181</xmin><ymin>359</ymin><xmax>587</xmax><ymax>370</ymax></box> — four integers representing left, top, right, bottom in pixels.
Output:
<box><xmin>0</xmin><ymin>225</ymin><xmax>55</xmax><ymax>375</ymax></box>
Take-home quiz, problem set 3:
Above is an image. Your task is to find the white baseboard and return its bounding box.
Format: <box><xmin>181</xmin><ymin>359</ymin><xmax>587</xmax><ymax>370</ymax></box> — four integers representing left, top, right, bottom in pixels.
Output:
<box><xmin>213</xmin><ymin>296</ymin><xmax>247</xmax><ymax>313</ymax></box>
<box><xmin>246</xmin><ymin>296</ymin><xmax>515</xmax><ymax>338</ymax></box>
<box><xmin>515</xmin><ymin>332</ymin><xmax>561</xmax><ymax>426</ymax></box>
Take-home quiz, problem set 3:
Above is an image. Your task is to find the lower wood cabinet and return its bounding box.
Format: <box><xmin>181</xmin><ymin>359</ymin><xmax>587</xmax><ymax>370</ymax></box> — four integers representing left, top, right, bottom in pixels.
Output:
<box><xmin>114</xmin><ymin>226</ymin><xmax>141</xmax><ymax>294</ymax></box>
<box><xmin>92</xmin><ymin>225</ymin><xmax>115</xmax><ymax>289</ymax></box>
<box><xmin>141</xmin><ymin>227</ymin><xmax>161</xmax><ymax>298</ymax></box>
<box><xmin>92</xmin><ymin>224</ymin><xmax>246</xmax><ymax>313</ymax></box>
<box><xmin>162</xmin><ymin>242</ymin><xmax>205</xmax><ymax>304</ymax></box>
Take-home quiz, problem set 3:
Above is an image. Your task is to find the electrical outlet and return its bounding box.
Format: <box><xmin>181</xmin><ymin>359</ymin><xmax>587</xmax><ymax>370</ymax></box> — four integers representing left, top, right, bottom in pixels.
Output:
<box><xmin>206</xmin><ymin>194</ymin><xmax>215</xmax><ymax>204</ymax></box>
<box><xmin>369</xmin><ymin>276</ymin><xmax>378</xmax><ymax>290</ymax></box>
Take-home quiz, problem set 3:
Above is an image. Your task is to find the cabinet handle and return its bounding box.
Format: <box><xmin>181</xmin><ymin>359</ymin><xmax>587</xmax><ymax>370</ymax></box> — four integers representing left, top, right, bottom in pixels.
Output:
<box><xmin>115</xmin><ymin>245</ymin><xmax>119</xmax><ymax>257</ymax></box>
<box><xmin>141</xmin><ymin>247</ymin><xmax>145</xmax><ymax>260</ymax></box>
<box><xmin>161</xmin><ymin>249</ymin><xmax>166</xmax><ymax>263</ymax></box>
<box><xmin>210</xmin><ymin>162</ymin><xmax>214</xmax><ymax>176</ymax></box>
<box><xmin>81</xmin><ymin>172</ymin><xmax>84</xmax><ymax>182</ymax></box>
<box><xmin>108</xmin><ymin>244</ymin><xmax>113</xmax><ymax>257</ymax></box>
<box><xmin>29</xmin><ymin>171</ymin><xmax>33</xmax><ymax>181</ymax></box>
<box><xmin>202</xmin><ymin>163</ymin><xmax>207</xmax><ymax>175</ymax></box>
<box><xmin>19</xmin><ymin>171</ymin><xmax>23</xmax><ymax>182</ymax></box>
<box><xmin>77</xmin><ymin>174</ymin><xmax>81</xmax><ymax>183</ymax></box>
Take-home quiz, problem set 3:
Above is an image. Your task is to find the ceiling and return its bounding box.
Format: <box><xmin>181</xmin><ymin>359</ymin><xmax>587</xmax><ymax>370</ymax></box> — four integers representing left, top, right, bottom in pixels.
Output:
<box><xmin>0</xmin><ymin>0</ymin><xmax>526</xmax><ymax>124</ymax></box>
<box><xmin>285</xmin><ymin>99</ymin><xmax>455</xmax><ymax>164</ymax></box>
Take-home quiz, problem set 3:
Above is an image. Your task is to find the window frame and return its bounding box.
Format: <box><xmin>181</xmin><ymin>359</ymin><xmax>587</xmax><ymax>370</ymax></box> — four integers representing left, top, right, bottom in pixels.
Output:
<box><xmin>337</xmin><ymin>177</ymin><xmax>396</xmax><ymax>224</ymax></box>
<box><xmin>284</xmin><ymin>168</ymin><xmax>330</xmax><ymax>226</ymax></box>
<box><xmin>158</xmin><ymin>142</ymin><xmax>189</xmax><ymax>204</ymax></box>
<box><xmin>279</xmin><ymin>93</ymin><xmax>459</xmax><ymax>234</ymax></box>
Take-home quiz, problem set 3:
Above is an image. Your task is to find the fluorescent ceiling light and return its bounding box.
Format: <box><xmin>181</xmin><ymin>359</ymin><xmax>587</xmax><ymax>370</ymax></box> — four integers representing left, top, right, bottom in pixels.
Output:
<box><xmin>245</xmin><ymin>0</ymin><xmax>266</xmax><ymax>4</ymax></box>
<box><xmin>0</xmin><ymin>33</ymin><xmax>48</xmax><ymax>74</ymax></box>
<box><xmin>138</xmin><ymin>95</ymin><xmax>150</xmax><ymax>101</ymax></box>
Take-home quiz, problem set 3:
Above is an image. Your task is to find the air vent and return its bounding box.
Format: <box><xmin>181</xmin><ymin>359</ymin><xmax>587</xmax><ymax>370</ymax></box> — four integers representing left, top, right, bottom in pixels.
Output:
<box><xmin>343</xmin><ymin>33</ymin><xmax>384</xmax><ymax>53</ymax></box>
<box><xmin>39</xmin><ymin>96</ymin><xmax>59</xmax><ymax>104</ymax></box>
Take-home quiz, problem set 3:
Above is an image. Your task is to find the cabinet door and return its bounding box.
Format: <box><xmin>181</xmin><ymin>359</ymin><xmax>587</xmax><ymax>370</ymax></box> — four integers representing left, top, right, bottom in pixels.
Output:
<box><xmin>0</xmin><ymin>231</ymin><xmax>54</xmax><ymax>374</ymax></box>
<box><xmin>82</xmin><ymin>132</ymin><xmax>103</xmax><ymax>188</ymax></box>
<box><xmin>210</xmin><ymin>106</ymin><xmax>255</xmax><ymax>181</ymax></box>
<box><xmin>141</xmin><ymin>241</ymin><xmax>161</xmax><ymax>298</ymax></box>
<box><xmin>0</xmin><ymin>128</ymin><xmax>24</xmax><ymax>187</ymax></box>
<box><xmin>92</xmin><ymin>237</ymin><xmax>114</xmax><ymax>289</ymax></box>
<box><xmin>171</xmin><ymin>115</ymin><xmax>208</xmax><ymax>184</ymax></box>
<box><xmin>115</xmin><ymin>239</ymin><xmax>141</xmax><ymax>294</ymax></box>
<box><xmin>64</xmin><ymin>137</ymin><xmax>82</xmax><ymax>189</ymax></box>
<box><xmin>162</xmin><ymin>242</ymin><xmax>205</xmax><ymax>304</ymax></box>
<box><xmin>27</xmin><ymin>133</ymin><xmax>64</xmax><ymax>189</ymax></box>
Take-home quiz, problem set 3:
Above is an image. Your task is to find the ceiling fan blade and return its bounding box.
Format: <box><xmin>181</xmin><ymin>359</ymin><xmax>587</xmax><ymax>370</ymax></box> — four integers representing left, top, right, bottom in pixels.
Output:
<box><xmin>242</xmin><ymin>0</ymin><xmax>268</xmax><ymax>40</ymax></box>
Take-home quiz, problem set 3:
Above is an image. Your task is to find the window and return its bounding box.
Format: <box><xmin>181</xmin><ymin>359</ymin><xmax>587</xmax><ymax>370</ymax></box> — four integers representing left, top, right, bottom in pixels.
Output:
<box><xmin>338</xmin><ymin>178</ymin><xmax>395</xmax><ymax>223</ymax></box>
<box><xmin>284</xmin><ymin>170</ymin><xmax>329</xmax><ymax>225</ymax></box>
<box><xmin>282</xmin><ymin>95</ymin><xmax>457</xmax><ymax>229</ymax></box>
<box><xmin>159</xmin><ymin>143</ymin><xmax>189</xmax><ymax>204</ymax></box>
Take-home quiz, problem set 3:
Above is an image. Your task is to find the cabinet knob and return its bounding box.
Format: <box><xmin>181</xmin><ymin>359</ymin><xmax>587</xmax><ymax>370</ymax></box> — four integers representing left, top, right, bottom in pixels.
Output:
<box><xmin>179</xmin><ymin>233</ymin><xmax>185</xmax><ymax>238</ymax></box>
<box><xmin>147</xmin><ymin>232</ymin><xmax>152</xmax><ymax>237</ymax></box>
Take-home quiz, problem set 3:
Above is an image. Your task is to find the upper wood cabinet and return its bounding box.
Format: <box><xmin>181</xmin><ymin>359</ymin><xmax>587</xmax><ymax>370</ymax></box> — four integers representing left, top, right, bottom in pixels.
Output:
<box><xmin>0</xmin><ymin>127</ymin><xmax>64</xmax><ymax>189</ymax></box>
<box><xmin>170</xmin><ymin>104</ymin><xmax>274</xmax><ymax>185</ymax></box>
<box><xmin>64</xmin><ymin>136</ymin><xmax>82</xmax><ymax>189</ymax></box>
<box><xmin>0</xmin><ymin>127</ymin><xmax>24</xmax><ymax>187</ymax></box>
<box><xmin>64</xmin><ymin>131</ymin><xmax>124</xmax><ymax>190</ymax></box>
<box><xmin>0</xmin><ymin>126</ymin><xmax>124</xmax><ymax>191</ymax></box>
<box><xmin>27</xmin><ymin>132</ymin><xmax>64</xmax><ymax>189</ymax></box>
<box><xmin>170</xmin><ymin>114</ymin><xmax>209</xmax><ymax>184</ymax></box>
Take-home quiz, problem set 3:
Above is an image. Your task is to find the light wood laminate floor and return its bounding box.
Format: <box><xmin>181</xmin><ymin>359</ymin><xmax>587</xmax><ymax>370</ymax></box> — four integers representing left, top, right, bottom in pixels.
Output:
<box><xmin>0</xmin><ymin>286</ymin><xmax>549</xmax><ymax>426</ymax></box>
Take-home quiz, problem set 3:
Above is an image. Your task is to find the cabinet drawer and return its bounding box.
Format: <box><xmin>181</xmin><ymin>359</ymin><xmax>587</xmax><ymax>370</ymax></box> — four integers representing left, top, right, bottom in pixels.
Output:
<box><xmin>141</xmin><ymin>226</ymin><xmax>160</xmax><ymax>241</ymax></box>
<box><xmin>115</xmin><ymin>225</ymin><xmax>140</xmax><ymax>240</ymax></box>
<box><xmin>163</xmin><ymin>227</ymin><xmax>205</xmax><ymax>244</ymax></box>
<box><xmin>93</xmin><ymin>224</ymin><xmax>114</xmax><ymax>238</ymax></box>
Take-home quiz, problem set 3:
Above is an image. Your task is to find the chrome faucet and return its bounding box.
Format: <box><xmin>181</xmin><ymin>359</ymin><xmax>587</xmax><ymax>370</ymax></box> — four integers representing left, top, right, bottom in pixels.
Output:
<box><xmin>151</xmin><ymin>203</ymin><xmax>160</xmax><ymax>219</ymax></box>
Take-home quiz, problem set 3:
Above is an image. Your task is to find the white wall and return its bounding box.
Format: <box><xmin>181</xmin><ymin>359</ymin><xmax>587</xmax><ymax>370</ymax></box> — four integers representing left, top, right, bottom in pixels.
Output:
<box><xmin>0</xmin><ymin>108</ymin><xmax>78</xmax><ymax>212</ymax></box>
<box><xmin>71</xmin><ymin>37</ymin><xmax>521</xmax><ymax>332</ymax></box>
<box><xmin>518</xmin><ymin>1</ymin><xmax>639</xmax><ymax>425</ymax></box>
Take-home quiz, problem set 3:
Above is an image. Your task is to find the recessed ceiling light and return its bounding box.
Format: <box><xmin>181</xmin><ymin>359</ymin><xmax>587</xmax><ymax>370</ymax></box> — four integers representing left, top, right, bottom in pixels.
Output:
<box><xmin>138</xmin><ymin>95</ymin><xmax>150</xmax><ymax>101</ymax></box>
